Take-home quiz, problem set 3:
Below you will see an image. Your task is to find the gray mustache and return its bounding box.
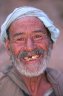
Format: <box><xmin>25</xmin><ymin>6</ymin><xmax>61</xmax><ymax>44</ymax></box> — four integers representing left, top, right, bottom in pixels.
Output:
<box><xmin>18</xmin><ymin>48</ymin><xmax>45</xmax><ymax>59</ymax></box>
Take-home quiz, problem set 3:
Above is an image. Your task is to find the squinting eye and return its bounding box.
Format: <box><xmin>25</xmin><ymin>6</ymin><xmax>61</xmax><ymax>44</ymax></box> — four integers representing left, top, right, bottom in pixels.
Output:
<box><xmin>17</xmin><ymin>38</ymin><xmax>25</xmax><ymax>41</ymax></box>
<box><xmin>34</xmin><ymin>35</ymin><xmax>42</xmax><ymax>39</ymax></box>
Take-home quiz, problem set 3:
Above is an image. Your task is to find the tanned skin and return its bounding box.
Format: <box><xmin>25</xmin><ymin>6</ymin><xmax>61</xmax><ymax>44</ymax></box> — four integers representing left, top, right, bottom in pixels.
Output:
<box><xmin>6</xmin><ymin>16</ymin><xmax>52</xmax><ymax>96</ymax></box>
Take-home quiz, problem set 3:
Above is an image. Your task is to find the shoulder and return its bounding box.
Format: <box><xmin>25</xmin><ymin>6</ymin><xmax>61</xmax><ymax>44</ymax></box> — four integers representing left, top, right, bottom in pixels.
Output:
<box><xmin>0</xmin><ymin>71</ymin><xmax>15</xmax><ymax>90</ymax></box>
<box><xmin>46</xmin><ymin>67</ymin><xmax>63</xmax><ymax>79</ymax></box>
<box><xmin>46</xmin><ymin>68</ymin><xmax>63</xmax><ymax>95</ymax></box>
<box><xmin>0</xmin><ymin>72</ymin><xmax>9</xmax><ymax>93</ymax></box>
<box><xmin>0</xmin><ymin>71</ymin><xmax>17</xmax><ymax>96</ymax></box>
<box><xmin>46</xmin><ymin>67</ymin><xmax>63</xmax><ymax>78</ymax></box>
<box><xmin>0</xmin><ymin>70</ymin><xmax>25</xmax><ymax>96</ymax></box>
<box><xmin>0</xmin><ymin>72</ymin><xmax>10</xmax><ymax>87</ymax></box>
<box><xmin>0</xmin><ymin>72</ymin><xmax>5</xmax><ymax>79</ymax></box>
<box><xmin>46</xmin><ymin>68</ymin><xmax>63</xmax><ymax>89</ymax></box>
<box><xmin>0</xmin><ymin>65</ymin><xmax>14</xmax><ymax>85</ymax></box>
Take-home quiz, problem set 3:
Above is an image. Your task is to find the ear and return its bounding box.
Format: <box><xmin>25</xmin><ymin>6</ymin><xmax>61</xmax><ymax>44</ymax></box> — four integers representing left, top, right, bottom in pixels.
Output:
<box><xmin>50</xmin><ymin>41</ymin><xmax>53</xmax><ymax>49</ymax></box>
<box><xmin>5</xmin><ymin>39</ymin><xmax>11</xmax><ymax>54</ymax></box>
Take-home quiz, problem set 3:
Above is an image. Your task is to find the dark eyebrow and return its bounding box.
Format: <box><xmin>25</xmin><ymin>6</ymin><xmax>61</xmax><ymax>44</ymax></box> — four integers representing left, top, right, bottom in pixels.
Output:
<box><xmin>13</xmin><ymin>30</ymin><xmax>43</xmax><ymax>37</ymax></box>
<box><xmin>32</xmin><ymin>29</ymin><xmax>46</xmax><ymax>34</ymax></box>
<box><xmin>12</xmin><ymin>29</ymin><xmax>47</xmax><ymax>37</ymax></box>
<box><xmin>13</xmin><ymin>32</ymin><xmax>25</xmax><ymax>37</ymax></box>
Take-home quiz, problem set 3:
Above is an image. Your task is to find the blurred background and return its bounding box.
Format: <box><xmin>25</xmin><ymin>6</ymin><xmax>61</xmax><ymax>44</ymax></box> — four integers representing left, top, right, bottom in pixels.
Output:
<box><xmin>0</xmin><ymin>0</ymin><xmax>63</xmax><ymax>72</ymax></box>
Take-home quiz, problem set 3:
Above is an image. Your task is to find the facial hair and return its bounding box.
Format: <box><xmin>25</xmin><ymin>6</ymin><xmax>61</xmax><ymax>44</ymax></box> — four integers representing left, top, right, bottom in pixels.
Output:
<box><xmin>10</xmin><ymin>47</ymin><xmax>51</xmax><ymax>77</ymax></box>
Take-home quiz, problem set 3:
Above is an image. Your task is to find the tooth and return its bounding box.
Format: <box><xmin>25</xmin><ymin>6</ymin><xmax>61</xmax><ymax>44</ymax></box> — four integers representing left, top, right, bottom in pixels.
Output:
<box><xmin>32</xmin><ymin>55</ymin><xmax>38</xmax><ymax>59</ymax></box>
<box><xmin>24</xmin><ymin>57</ymin><xmax>31</xmax><ymax>61</ymax></box>
<box><xmin>25</xmin><ymin>57</ymin><xmax>28</xmax><ymax>59</ymax></box>
<box><xmin>24</xmin><ymin>55</ymin><xmax>39</xmax><ymax>61</ymax></box>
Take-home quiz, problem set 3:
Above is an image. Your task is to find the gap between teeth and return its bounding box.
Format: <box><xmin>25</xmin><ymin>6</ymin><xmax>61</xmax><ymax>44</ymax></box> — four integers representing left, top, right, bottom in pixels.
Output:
<box><xmin>24</xmin><ymin>55</ymin><xmax>39</xmax><ymax>61</ymax></box>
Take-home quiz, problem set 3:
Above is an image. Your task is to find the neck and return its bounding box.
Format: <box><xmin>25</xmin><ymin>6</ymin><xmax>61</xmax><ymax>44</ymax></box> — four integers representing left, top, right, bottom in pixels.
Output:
<box><xmin>21</xmin><ymin>73</ymin><xmax>51</xmax><ymax>96</ymax></box>
<box><xmin>15</xmin><ymin>67</ymin><xmax>52</xmax><ymax>96</ymax></box>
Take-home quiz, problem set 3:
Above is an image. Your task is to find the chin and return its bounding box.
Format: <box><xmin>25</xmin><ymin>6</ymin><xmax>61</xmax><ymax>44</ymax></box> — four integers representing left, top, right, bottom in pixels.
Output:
<box><xmin>11</xmin><ymin>47</ymin><xmax>51</xmax><ymax>77</ymax></box>
<box><xmin>14</xmin><ymin>57</ymin><xmax>47</xmax><ymax>77</ymax></box>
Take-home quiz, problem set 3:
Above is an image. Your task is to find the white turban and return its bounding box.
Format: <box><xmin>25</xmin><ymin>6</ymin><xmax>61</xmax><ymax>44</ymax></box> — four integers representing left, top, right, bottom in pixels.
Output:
<box><xmin>0</xmin><ymin>6</ymin><xmax>60</xmax><ymax>43</ymax></box>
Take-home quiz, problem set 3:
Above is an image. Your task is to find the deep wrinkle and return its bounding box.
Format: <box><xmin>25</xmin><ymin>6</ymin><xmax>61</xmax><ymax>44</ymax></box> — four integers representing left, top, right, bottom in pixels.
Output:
<box><xmin>6</xmin><ymin>16</ymin><xmax>52</xmax><ymax>96</ymax></box>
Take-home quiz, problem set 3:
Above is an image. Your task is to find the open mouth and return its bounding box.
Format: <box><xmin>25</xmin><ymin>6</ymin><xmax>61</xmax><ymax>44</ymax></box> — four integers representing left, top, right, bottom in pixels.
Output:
<box><xmin>18</xmin><ymin>48</ymin><xmax>44</xmax><ymax>62</ymax></box>
<box><xmin>23</xmin><ymin>55</ymin><xmax>40</xmax><ymax>61</ymax></box>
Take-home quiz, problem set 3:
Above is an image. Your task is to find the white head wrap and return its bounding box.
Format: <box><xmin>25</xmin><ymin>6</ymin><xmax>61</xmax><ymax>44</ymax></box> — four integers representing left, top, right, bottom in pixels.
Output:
<box><xmin>0</xmin><ymin>6</ymin><xmax>60</xmax><ymax>43</ymax></box>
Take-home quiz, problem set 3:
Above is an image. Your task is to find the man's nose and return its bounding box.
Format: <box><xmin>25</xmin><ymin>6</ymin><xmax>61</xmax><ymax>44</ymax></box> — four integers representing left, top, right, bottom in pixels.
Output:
<box><xmin>26</xmin><ymin>38</ymin><xmax>34</xmax><ymax>51</ymax></box>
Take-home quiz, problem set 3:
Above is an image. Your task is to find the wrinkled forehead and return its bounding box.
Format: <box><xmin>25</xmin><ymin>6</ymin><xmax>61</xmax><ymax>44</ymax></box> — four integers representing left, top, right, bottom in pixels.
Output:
<box><xmin>8</xmin><ymin>16</ymin><xmax>52</xmax><ymax>41</ymax></box>
<box><xmin>9</xmin><ymin>16</ymin><xmax>47</xmax><ymax>31</ymax></box>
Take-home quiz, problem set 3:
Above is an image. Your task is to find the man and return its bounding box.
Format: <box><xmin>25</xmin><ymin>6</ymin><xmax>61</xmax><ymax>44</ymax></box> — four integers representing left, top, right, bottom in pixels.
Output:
<box><xmin>0</xmin><ymin>6</ymin><xmax>63</xmax><ymax>96</ymax></box>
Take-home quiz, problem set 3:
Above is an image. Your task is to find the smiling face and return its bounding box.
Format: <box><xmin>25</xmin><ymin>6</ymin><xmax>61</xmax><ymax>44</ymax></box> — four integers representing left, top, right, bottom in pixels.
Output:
<box><xmin>6</xmin><ymin>16</ymin><xmax>53</xmax><ymax>77</ymax></box>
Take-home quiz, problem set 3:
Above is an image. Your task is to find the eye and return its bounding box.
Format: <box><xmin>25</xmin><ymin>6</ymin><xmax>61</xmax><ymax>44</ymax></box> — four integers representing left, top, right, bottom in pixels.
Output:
<box><xmin>17</xmin><ymin>38</ymin><xmax>25</xmax><ymax>41</ymax></box>
<box><xmin>34</xmin><ymin>34</ymin><xmax>42</xmax><ymax>40</ymax></box>
<box><xmin>35</xmin><ymin>35</ymin><xmax>41</xmax><ymax>38</ymax></box>
<box><xmin>13</xmin><ymin>37</ymin><xmax>26</xmax><ymax>43</ymax></box>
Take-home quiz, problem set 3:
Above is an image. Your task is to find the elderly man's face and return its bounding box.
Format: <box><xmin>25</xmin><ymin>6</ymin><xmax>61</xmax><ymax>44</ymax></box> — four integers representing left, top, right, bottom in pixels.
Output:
<box><xmin>6</xmin><ymin>16</ymin><xmax>52</xmax><ymax>77</ymax></box>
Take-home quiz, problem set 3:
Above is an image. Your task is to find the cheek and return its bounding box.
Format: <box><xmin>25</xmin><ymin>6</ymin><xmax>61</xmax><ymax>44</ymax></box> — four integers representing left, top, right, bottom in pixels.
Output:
<box><xmin>10</xmin><ymin>44</ymin><xmax>25</xmax><ymax>56</ymax></box>
<box><xmin>36</xmin><ymin>40</ymin><xmax>49</xmax><ymax>50</ymax></box>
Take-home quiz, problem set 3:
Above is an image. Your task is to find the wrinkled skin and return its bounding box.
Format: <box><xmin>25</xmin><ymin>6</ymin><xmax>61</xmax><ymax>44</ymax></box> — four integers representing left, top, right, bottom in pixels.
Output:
<box><xmin>5</xmin><ymin>16</ymin><xmax>53</xmax><ymax>96</ymax></box>
<box><xmin>6</xmin><ymin>16</ymin><xmax>52</xmax><ymax>77</ymax></box>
